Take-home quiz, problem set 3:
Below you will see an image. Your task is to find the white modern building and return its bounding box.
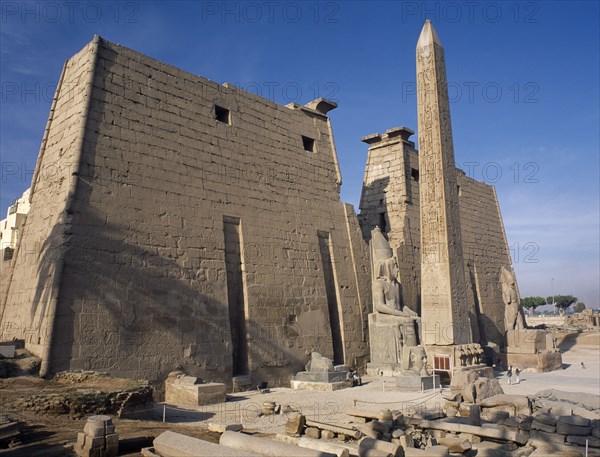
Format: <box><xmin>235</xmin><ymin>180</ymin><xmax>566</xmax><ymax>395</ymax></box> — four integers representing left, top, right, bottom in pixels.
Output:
<box><xmin>0</xmin><ymin>188</ymin><xmax>31</xmax><ymax>259</ymax></box>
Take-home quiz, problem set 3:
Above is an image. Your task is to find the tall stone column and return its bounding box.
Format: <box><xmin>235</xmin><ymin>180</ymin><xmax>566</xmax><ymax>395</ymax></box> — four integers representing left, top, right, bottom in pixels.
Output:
<box><xmin>416</xmin><ymin>21</ymin><xmax>472</xmax><ymax>345</ymax></box>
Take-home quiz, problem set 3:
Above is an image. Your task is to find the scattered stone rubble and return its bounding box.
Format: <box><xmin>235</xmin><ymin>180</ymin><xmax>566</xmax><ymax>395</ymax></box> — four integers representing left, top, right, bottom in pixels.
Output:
<box><xmin>18</xmin><ymin>386</ymin><xmax>152</xmax><ymax>419</ymax></box>
<box><xmin>135</xmin><ymin>383</ymin><xmax>600</xmax><ymax>457</ymax></box>
<box><xmin>14</xmin><ymin>372</ymin><xmax>153</xmax><ymax>419</ymax></box>
<box><xmin>564</xmin><ymin>309</ymin><xmax>600</xmax><ymax>328</ymax></box>
<box><xmin>0</xmin><ymin>346</ymin><xmax>40</xmax><ymax>378</ymax></box>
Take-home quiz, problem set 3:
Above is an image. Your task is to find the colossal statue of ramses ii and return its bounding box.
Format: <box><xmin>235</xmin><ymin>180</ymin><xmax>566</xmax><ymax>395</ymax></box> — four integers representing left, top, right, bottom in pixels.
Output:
<box><xmin>501</xmin><ymin>265</ymin><xmax>525</xmax><ymax>331</ymax></box>
<box><xmin>371</xmin><ymin>226</ymin><xmax>418</xmax><ymax>318</ymax></box>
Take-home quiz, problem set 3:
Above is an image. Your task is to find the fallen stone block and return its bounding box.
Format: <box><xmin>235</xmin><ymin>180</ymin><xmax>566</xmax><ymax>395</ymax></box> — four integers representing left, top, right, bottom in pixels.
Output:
<box><xmin>155</xmin><ymin>431</ymin><xmax>260</xmax><ymax>457</ymax></box>
<box><xmin>518</xmin><ymin>416</ymin><xmax>533</xmax><ymax>431</ymax></box>
<box><xmin>208</xmin><ymin>422</ymin><xmax>243</xmax><ymax>433</ymax></box>
<box><xmin>404</xmin><ymin>445</ymin><xmax>449</xmax><ymax>456</ymax></box>
<box><xmin>529</xmin><ymin>447</ymin><xmax>583</xmax><ymax>457</ymax></box>
<box><xmin>562</xmin><ymin>415</ymin><xmax>591</xmax><ymax>426</ymax></box>
<box><xmin>298</xmin><ymin>437</ymin><xmax>350</xmax><ymax>457</ymax></box>
<box><xmin>275</xmin><ymin>433</ymin><xmax>301</xmax><ymax>446</ymax></box>
<box><xmin>481</xmin><ymin>410</ymin><xmax>510</xmax><ymax>422</ymax></box>
<box><xmin>470</xmin><ymin>447</ymin><xmax>511</xmax><ymax>457</ymax></box>
<box><xmin>220</xmin><ymin>431</ymin><xmax>337</xmax><ymax>457</ymax></box>
<box><xmin>399</xmin><ymin>434</ymin><xmax>414</xmax><ymax>449</ymax></box>
<box><xmin>369</xmin><ymin>420</ymin><xmax>391</xmax><ymax>434</ymax></box>
<box><xmin>305</xmin><ymin>419</ymin><xmax>361</xmax><ymax>439</ymax></box>
<box><xmin>531</xmin><ymin>419</ymin><xmax>555</xmax><ymax>433</ymax></box>
<box><xmin>344</xmin><ymin>408</ymin><xmax>381</xmax><ymax>420</ymax></box>
<box><xmin>479</xmin><ymin>394</ymin><xmax>531</xmax><ymax>416</ymax></box>
<box><xmin>355</xmin><ymin>424</ymin><xmax>381</xmax><ymax>440</ymax></box>
<box><xmin>529</xmin><ymin>428</ymin><xmax>565</xmax><ymax>447</ymax></box>
<box><xmin>533</xmin><ymin>412</ymin><xmax>557</xmax><ymax>426</ymax></box>
<box><xmin>358</xmin><ymin>437</ymin><xmax>402</xmax><ymax>457</ymax></box>
<box><xmin>566</xmin><ymin>434</ymin><xmax>600</xmax><ymax>448</ymax></box>
<box><xmin>458</xmin><ymin>432</ymin><xmax>481</xmax><ymax>444</ymax></box>
<box><xmin>141</xmin><ymin>448</ymin><xmax>160</xmax><ymax>457</ymax></box>
<box><xmin>557</xmin><ymin>422</ymin><xmax>591</xmax><ymax>436</ymax></box>
<box><xmin>548</xmin><ymin>403</ymin><xmax>574</xmax><ymax>417</ymax></box>
<box><xmin>321</xmin><ymin>430</ymin><xmax>336</xmax><ymax>440</ymax></box>
<box><xmin>305</xmin><ymin>427</ymin><xmax>321</xmax><ymax>439</ymax></box>
<box><xmin>412</xmin><ymin>419</ymin><xmax>528</xmax><ymax>444</ymax></box>
<box><xmin>463</xmin><ymin>378</ymin><xmax>504</xmax><ymax>403</ymax></box>
<box><xmin>469</xmin><ymin>404</ymin><xmax>481</xmax><ymax>426</ymax></box>
<box><xmin>285</xmin><ymin>412</ymin><xmax>306</xmax><ymax>435</ymax></box>
<box><xmin>359</xmin><ymin>450</ymin><xmax>392</xmax><ymax>457</ymax></box>
<box><xmin>391</xmin><ymin>429</ymin><xmax>405</xmax><ymax>439</ymax></box>
<box><xmin>379</xmin><ymin>410</ymin><xmax>393</xmax><ymax>422</ymax></box>
<box><xmin>436</xmin><ymin>436</ymin><xmax>471</xmax><ymax>453</ymax></box>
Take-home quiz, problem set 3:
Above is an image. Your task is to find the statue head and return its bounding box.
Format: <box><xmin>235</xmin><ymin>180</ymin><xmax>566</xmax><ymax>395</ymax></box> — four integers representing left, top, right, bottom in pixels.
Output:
<box><xmin>371</xmin><ymin>226</ymin><xmax>397</xmax><ymax>282</ymax></box>
<box><xmin>500</xmin><ymin>266</ymin><xmax>515</xmax><ymax>286</ymax></box>
<box><xmin>375</xmin><ymin>257</ymin><xmax>398</xmax><ymax>282</ymax></box>
<box><xmin>371</xmin><ymin>226</ymin><xmax>393</xmax><ymax>260</ymax></box>
<box><xmin>404</xmin><ymin>346</ymin><xmax>430</xmax><ymax>376</ymax></box>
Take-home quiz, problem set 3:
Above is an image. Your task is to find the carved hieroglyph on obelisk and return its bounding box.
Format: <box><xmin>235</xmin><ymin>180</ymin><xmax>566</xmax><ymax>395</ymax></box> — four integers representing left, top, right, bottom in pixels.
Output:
<box><xmin>416</xmin><ymin>21</ymin><xmax>472</xmax><ymax>345</ymax></box>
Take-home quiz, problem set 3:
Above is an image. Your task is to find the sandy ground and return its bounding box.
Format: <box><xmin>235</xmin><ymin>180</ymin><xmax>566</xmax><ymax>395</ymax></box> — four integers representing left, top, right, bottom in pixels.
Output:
<box><xmin>160</xmin><ymin>333</ymin><xmax>600</xmax><ymax>433</ymax></box>
<box><xmin>1</xmin><ymin>332</ymin><xmax>597</xmax><ymax>455</ymax></box>
<box><xmin>501</xmin><ymin>345</ymin><xmax>600</xmax><ymax>397</ymax></box>
<box><xmin>161</xmin><ymin>334</ymin><xmax>600</xmax><ymax>435</ymax></box>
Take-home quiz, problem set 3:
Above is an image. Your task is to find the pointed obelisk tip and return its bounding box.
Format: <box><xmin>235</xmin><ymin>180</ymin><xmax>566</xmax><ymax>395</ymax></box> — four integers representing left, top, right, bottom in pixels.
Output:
<box><xmin>417</xmin><ymin>19</ymin><xmax>443</xmax><ymax>48</ymax></box>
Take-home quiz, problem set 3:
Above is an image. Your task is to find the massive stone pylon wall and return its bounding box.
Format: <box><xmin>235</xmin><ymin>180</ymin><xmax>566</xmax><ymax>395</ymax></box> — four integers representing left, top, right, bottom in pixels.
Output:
<box><xmin>0</xmin><ymin>36</ymin><xmax>371</xmax><ymax>384</ymax></box>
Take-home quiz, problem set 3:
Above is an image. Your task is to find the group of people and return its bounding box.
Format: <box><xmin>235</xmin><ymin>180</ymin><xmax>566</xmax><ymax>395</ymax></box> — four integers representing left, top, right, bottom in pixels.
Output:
<box><xmin>346</xmin><ymin>367</ymin><xmax>362</xmax><ymax>387</ymax></box>
<box><xmin>507</xmin><ymin>365</ymin><xmax>521</xmax><ymax>384</ymax></box>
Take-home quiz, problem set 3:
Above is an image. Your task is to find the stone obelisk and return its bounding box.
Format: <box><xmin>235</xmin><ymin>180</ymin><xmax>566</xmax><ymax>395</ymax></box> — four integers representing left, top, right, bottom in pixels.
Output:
<box><xmin>416</xmin><ymin>20</ymin><xmax>472</xmax><ymax>346</ymax></box>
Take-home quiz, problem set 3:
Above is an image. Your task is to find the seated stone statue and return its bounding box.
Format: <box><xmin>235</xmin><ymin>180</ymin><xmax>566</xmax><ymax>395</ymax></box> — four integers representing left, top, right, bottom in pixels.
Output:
<box><xmin>371</xmin><ymin>227</ymin><xmax>418</xmax><ymax>318</ymax></box>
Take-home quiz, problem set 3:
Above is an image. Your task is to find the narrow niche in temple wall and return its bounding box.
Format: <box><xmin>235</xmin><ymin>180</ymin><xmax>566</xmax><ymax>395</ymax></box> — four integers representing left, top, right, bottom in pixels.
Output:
<box><xmin>317</xmin><ymin>230</ymin><xmax>345</xmax><ymax>365</ymax></box>
<box><xmin>223</xmin><ymin>216</ymin><xmax>249</xmax><ymax>376</ymax></box>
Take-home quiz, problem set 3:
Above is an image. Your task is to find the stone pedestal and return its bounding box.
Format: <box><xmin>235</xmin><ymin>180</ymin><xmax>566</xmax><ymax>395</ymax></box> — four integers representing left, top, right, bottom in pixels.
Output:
<box><xmin>396</xmin><ymin>374</ymin><xmax>441</xmax><ymax>391</ymax></box>
<box><xmin>505</xmin><ymin>352</ymin><xmax>562</xmax><ymax>372</ymax></box>
<box><xmin>423</xmin><ymin>343</ymin><xmax>486</xmax><ymax>376</ymax></box>
<box><xmin>165</xmin><ymin>373</ymin><xmax>226</xmax><ymax>406</ymax></box>
<box><xmin>293</xmin><ymin>369</ymin><xmax>347</xmax><ymax>383</ymax></box>
<box><xmin>292</xmin><ymin>352</ymin><xmax>351</xmax><ymax>391</ymax></box>
<box><xmin>504</xmin><ymin>329</ymin><xmax>562</xmax><ymax>372</ymax></box>
<box><xmin>290</xmin><ymin>380</ymin><xmax>351</xmax><ymax>391</ymax></box>
<box><xmin>75</xmin><ymin>415</ymin><xmax>118</xmax><ymax>457</ymax></box>
<box><xmin>366</xmin><ymin>313</ymin><xmax>418</xmax><ymax>375</ymax></box>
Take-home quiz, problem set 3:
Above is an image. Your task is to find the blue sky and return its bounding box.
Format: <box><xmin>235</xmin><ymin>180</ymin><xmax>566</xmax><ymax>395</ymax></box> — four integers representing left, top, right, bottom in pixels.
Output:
<box><xmin>1</xmin><ymin>1</ymin><xmax>599</xmax><ymax>308</ymax></box>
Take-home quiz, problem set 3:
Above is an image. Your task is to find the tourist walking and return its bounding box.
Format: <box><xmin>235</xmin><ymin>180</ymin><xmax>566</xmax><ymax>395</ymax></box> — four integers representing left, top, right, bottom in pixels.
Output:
<box><xmin>515</xmin><ymin>367</ymin><xmax>520</xmax><ymax>384</ymax></box>
<box><xmin>507</xmin><ymin>365</ymin><xmax>513</xmax><ymax>385</ymax></box>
